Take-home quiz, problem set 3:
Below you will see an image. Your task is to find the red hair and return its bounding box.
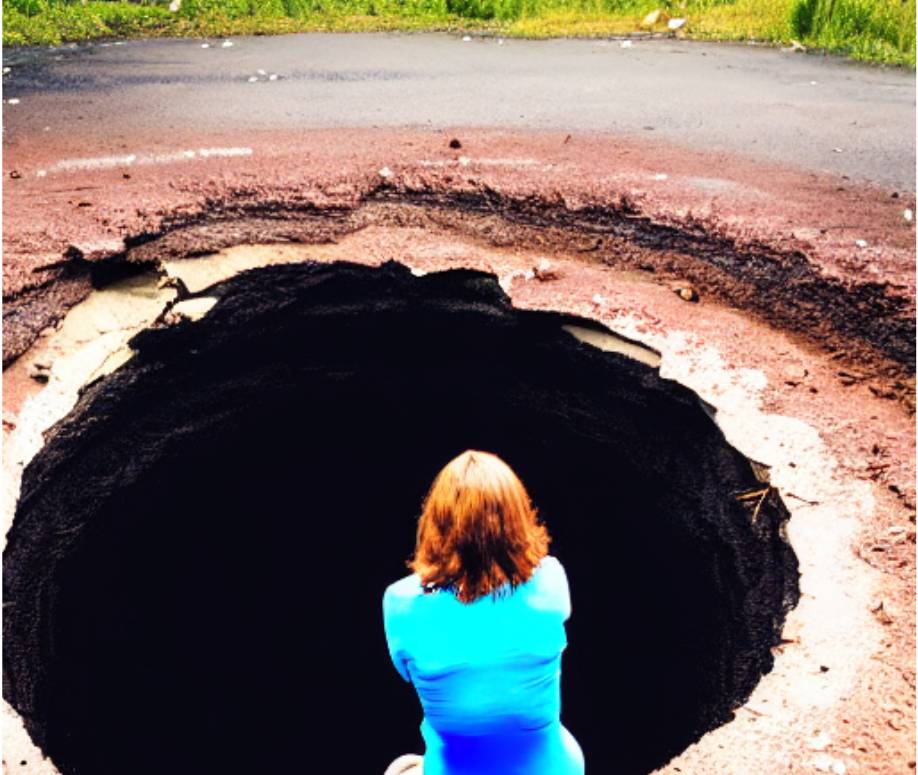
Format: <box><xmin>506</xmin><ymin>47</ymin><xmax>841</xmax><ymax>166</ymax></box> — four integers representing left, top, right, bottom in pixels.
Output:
<box><xmin>409</xmin><ymin>450</ymin><xmax>550</xmax><ymax>603</ymax></box>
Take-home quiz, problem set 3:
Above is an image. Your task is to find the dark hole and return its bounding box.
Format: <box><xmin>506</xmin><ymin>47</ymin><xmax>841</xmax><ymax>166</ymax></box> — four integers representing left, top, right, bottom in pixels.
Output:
<box><xmin>4</xmin><ymin>261</ymin><xmax>798</xmax><ymax>775</ymax></box>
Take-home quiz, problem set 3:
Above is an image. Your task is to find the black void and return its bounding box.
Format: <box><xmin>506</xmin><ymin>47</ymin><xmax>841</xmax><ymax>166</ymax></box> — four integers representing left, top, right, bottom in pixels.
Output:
<box><xmin>3</xmin><ymin>261</ymin><xmax>799</xmax><ymax>775</ymax></box>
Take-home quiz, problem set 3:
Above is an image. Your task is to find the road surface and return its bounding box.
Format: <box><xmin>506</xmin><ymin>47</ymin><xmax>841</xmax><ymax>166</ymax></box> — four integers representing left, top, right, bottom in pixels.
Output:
<box><xmin>2</xmin><ymin>33</ymin><xmax>915</xmax><ymax>189</ymax></box>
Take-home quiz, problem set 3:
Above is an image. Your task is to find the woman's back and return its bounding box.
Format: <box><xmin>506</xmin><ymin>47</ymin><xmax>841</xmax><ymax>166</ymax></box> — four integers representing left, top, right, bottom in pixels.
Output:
<box><xmin>383</xmin><ymin>556</ymin><xmax>584</xmax><ymax>775</ymax></box>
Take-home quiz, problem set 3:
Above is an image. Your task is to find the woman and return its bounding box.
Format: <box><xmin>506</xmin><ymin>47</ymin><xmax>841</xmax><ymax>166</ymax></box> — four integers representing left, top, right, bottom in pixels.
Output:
<box><xmin>382</xmin><ymin>450</ymin><xmax>584</xmax><ymax>775</ymax></box>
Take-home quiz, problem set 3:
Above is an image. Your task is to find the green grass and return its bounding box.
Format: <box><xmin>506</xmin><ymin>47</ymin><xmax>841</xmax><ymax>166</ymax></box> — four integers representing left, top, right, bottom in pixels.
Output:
<box><xmin>3</xmin><ymin>0</ymin><xmax>915</xmax><ymax>66</ymax></box>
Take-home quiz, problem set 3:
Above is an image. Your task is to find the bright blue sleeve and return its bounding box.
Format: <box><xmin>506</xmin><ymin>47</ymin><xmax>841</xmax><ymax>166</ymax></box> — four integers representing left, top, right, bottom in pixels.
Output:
<box><xmin>382</xmin><ymin>584</ymin><xmax>412</xmax><ymax>683</ymax></box>
<box><xmin>532</xmin><ymin>555</ymin><xmax>571</xmax><ymax>622</ymax></box>
<box><xmin>554</xmin><ymin>557</ymin><xmax>572</xmax><ymax>622</ymax></box>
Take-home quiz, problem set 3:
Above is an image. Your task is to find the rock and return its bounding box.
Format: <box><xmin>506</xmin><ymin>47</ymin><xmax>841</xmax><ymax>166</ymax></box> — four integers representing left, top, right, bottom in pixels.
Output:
<box><xmin>807</xmin><ymin>731</ymin><xmax>831</xmax><ymax>751</ymax></box>
<box><xmin>870</xmin><ymin>599</ymin><xmax>895</xmax><ymax>625</ymax></box>
<box><xmin>855</xmin><ymin>239</ymin><xmax>868</xmax><ymax>248</ymax></box>
<box><xmin>671</xmin><ymin>283</ymin><xmax>699</xmax><ymax>302</ymax></box>
<box><xmin>620</xmin><ymin>40</ymin><xmax>634</xmax><ymax>49</ymax></box>
<box><xmin>449</xmin><ymin>138</ymin><xmax>462</xmax><ymax>149</ymax></box>
<box><xmin>641</xmin><ymin>9</ymin><xmax>667</xmax><ymax>27</ymax></box>
<box><xmin>378</xmin><ymin>166</ymin><xmax>393</xmax><ymax>179</ymax></box>
<box><xmin>221</xmin><ymin>40</ymin><xmax>233</xmax><ymax>48</ymax></box>
<box><xmin>533</xmin><ymin>258</ymin><xmax>559</xmax><ymax>281</ymax></box>
<box><xmin>811</xmin><ymin>754</ymin><xmax>847</xmax><ymax>773</ymax></box>
<box><xmin>784</xmin><ymin>364</ymin><xmax>808</xmax><ymax>383</ymax></box>
<box><xmin>9</xmin><ymin>170</ymin><xmax>21</xmax><ymax>179</ymax></box>
<box><xmin>668</xmin><ymin>17</ymin><xmax>686</xmax><ymax>30</ymax></box>
<box><xmin>904</xmin><ymin>209</ymin><xmax>913</xmax><ymax>222</ymax></box>
<box><xmin>7</xmin><ymin>98</ymin><xmax>20</xmax><ymax>105</ymax></box>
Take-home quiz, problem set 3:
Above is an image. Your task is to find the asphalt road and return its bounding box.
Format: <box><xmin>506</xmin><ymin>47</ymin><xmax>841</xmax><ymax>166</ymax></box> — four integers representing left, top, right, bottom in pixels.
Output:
<box><xmin>2</xmin><ymin>33</ymin><xmax>916</xmax><ymax>189</ymax></box>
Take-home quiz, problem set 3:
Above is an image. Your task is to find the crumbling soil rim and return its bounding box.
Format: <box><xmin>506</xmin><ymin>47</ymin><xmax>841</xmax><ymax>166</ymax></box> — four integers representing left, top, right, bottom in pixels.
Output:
<box><xmin>5</xmin><ymin>185</ymin><xmax>915</xmax><ymax>401</ymax></box>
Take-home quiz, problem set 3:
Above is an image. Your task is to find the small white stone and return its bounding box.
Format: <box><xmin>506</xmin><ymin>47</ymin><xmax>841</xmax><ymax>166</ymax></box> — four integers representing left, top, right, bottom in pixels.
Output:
<box><xmin>810</xmin><ymin>80</ymin><xmax>817</xmax><ymax>85</ymax></box>
<box><xmin>268</xmin><ymin>74</ymin><xmax>278</xmax><ymax>81</ymax></box>
<box><xmin>169</xmin><ymin>0</ymin><xmax>181</xmax><ymax>11</ymax></box>
<box><xmin>620</xmin><ymin>40</ymin><xmax>633</xmax><ymax>48</ymax></box>
<box><xmin>592</xmin><ymin>294</ymin><xmax>606</xmax><ymax>306</ymax></box>
<box><xmin>247</xmin><ymin>76</ymin><xmax>258</xmax><ymax>83</ymax></box>
<box><xmin>378</xmin><ymin>166</ymin><xmax>393</xmax><ymax>179</ymax></box>
<box><xmin>257</xmin><ymin>69</ymin><xmax>267</xmax><ymax>75</ymax></box>
<box><xmin>462</xmin><ymin>35</ymin><xmax>472</xmax><ymax>42</ymax></box>
<box><xmin>458</xmin><ymin>156</ymin><xmax>471</xmax><ymax>166</ymax></box>
<box><xmin>221</xmin><ymin>40</ymin><xmax>233</xmax><ymax>48</ymax></box>
<box><xmin>667</xmin><ymin>17</ymin><xmax>686</xmax><ymax>30</ymax></box>
<box><xmin>653</xmin><ymin>173</ymin><xmax>668</xmax><ymax>181</ymax></box>
<box><xmin>855</xmin><ymin>239</ymin><xmax>868</xmax><ymax>248</ymax></box>
<box><xmin>2</xmin><ymin>67</ymin><xmax>10</xmax><ymax>75</ymax></box>
<box><xmin>7</xmin><ymin>98</ymin><xmax>19</xmax><ymax>105</ymax></box>
<box><xmin>807</xmin><ymin>731</ymin><xmax>831</xmax><ymax>751</ymax></box>
<box><xmin>37</xmin><ymin>169</ymin><xmax>47</xmax><ymax>178</ymax></box>
<box><xmin>201</xmin><ymin>43</ymin><xmax>210</xmax><ymax>48</ymax></box>
<box><xmin>833</xmin><ymin>147</ymin><xmax>843</xmax><ymax>153</ymax></box>
<box><xmin>904</xmin><ymin>209</ymin><xmax>913</xmax><ymax>222</ymax></box>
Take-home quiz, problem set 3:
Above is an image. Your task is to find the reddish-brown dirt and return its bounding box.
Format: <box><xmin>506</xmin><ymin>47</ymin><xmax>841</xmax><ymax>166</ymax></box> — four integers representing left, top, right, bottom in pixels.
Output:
<box><xmin>3</xmin><ymin>127</ymin><xmax>915</xmax><ymax>775</ymax></box>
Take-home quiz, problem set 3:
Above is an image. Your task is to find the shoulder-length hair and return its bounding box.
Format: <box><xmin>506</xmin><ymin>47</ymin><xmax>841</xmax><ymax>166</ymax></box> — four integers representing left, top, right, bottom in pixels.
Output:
<box><xmin>409</xmin><ymin>450</ymin><xmax>550</xmax><ymax>603</ymax></box>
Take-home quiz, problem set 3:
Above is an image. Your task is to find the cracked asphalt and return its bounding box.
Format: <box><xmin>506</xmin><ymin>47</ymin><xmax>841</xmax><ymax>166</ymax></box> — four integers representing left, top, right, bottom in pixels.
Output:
<box><xmin>2</xmin><ymin>33</ymin><xmax>915</xmax><ymax>189</ymax></box>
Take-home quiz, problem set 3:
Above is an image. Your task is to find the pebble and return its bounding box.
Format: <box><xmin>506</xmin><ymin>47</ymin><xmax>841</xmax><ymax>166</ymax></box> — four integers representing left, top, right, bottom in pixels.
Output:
<box><xmin>671</xmin><ymin>283</ymin><xmax>699</xmax><ymax>302</ymax></box>
<box><xmin>378</xmin><ymin>166</ymin><xmax>393</xmax><ymax>179</ymax></box>
<box><xmin>533</xmin><ymin>258</ymin><xmax>559</xmax><ymax>281</ymax></box>
<box><xmin>807</xmin><ymin>731</ymin><xmax>831</xmax><ymax>751</ymax></box>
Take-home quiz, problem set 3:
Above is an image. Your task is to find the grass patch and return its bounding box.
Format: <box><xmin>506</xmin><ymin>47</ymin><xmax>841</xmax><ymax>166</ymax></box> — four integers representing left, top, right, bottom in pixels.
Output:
<box><xmin>3</xmin><ymin>0</ymin><xmax>915</xmax><ymax>66</ymax></box>
<box><xmin>791</xmin><ymin>0</ymin><xmax>916</xmax><ymax>65</ymax></box>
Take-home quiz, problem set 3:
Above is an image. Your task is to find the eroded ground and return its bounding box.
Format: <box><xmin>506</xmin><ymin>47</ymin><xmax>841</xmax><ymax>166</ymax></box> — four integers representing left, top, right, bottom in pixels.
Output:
<box><xmin>2</xmin><ymin>128</ymin><xmax>915</xmax><ymax>774</ymax></box>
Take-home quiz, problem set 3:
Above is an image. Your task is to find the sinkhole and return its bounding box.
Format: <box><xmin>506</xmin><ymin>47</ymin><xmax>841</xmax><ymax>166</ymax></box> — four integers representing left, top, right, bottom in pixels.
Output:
<box><xmin>3</xmin><ymin>260</ymin><xmax>799</xmax><ymax>775</ymax></box>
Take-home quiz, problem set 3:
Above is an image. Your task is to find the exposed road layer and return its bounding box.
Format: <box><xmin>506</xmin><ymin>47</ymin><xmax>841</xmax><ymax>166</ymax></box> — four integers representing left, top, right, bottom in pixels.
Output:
<box><xmin>2</xmin><ymin>34</ymin><xmax>915</xmax><ymax>189</ymax></box>
<box><xmin>4</xmin><ymin>129</ymin><xmax>915</xmax><ymax>393</ymax></box>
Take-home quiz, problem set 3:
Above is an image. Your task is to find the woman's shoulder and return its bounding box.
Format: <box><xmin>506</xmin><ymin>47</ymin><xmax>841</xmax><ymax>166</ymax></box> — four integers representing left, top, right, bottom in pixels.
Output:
<box><xmin>534</xmin><ymin>555</ymin><xmax>567</xmax><ymax>583</ymax></box>
<box><xmin>526</xmin><ymin>555</ymin><xmax>571</xmax><ymax>616</ymax></box>
<box><xmin>383</xmin><ymin>573</ymin><xmax>424</xmax><ymax>616</ymax></box>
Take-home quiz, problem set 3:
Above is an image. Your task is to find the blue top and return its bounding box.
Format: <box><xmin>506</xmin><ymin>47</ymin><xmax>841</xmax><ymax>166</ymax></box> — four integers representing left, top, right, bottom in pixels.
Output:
<box><xmin>382</xmin><ymin>556</ymin><xmax>584</xmax><ymax>775</ymax></box>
